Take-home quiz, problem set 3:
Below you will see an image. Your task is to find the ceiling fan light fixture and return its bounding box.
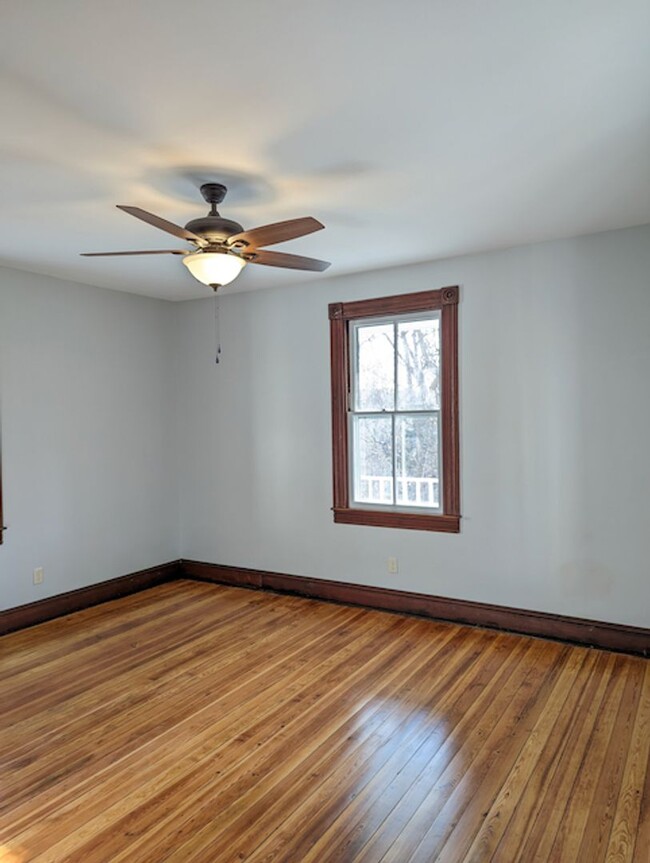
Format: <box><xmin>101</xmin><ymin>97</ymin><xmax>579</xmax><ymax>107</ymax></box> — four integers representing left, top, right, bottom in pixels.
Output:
<box><xmin>182</xmin><ymin>251</ymin><xmax>246</xmax><ymax>288</ymax></box>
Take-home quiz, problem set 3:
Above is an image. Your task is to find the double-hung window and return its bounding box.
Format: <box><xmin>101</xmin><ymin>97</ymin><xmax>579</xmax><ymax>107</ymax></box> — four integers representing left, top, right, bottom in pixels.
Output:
<box><xmin>329</xmin><ymin>287</ymin><xmax>460</xmax><ymax>532</ymax></box>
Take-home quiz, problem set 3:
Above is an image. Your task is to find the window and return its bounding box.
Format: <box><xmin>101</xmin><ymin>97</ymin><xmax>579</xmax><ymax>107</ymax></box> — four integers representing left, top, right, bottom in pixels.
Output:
<box><xmin>329</xmin><ymin>287</ymin><xmax>460</xmax><ymax>532</ymax></box>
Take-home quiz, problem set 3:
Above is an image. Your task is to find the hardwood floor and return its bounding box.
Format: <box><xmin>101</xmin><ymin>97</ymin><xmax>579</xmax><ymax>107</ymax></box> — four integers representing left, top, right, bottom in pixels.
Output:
<box><xmin>0</xmin><ymin>580</ymin><xmax>648</xmax><ymax>862</ymax></box>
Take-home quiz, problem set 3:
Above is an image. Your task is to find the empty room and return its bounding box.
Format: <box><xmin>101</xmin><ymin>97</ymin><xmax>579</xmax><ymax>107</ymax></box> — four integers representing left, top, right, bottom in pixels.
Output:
<box><xmin>1</xmin><ymin>1</ymin><xmax>649</xmax><ymax>861</ymax></box>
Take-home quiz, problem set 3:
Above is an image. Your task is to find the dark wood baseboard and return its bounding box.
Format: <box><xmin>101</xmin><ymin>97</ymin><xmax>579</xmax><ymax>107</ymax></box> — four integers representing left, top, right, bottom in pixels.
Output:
<box><xmin>4</xmin><ymin>557</ymin><xmax>647</xmax><ymax>656</ymax></box>
<box><xmin>180</xmin><ymin>560</ymin><xmax>649</xmax><ymax>657</ymax></box>
<box><xmin>0</xmin><ymin>560</ymin><xmax>182</xmax><ymax>636</ymax></box>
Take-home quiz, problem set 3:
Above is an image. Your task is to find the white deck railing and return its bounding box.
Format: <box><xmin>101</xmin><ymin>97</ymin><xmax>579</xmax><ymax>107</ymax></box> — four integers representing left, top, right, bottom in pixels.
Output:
<box><xmin>357</xmin><ymin>475</ymin><xmax>439</xmax><ymax>507</ymax></box>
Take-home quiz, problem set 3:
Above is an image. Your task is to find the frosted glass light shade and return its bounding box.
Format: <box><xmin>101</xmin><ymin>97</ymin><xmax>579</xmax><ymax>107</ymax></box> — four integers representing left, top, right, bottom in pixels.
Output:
<box><xmin>182</xmin><ymin>251</ymin><xmax>246</xmax><ymax>287</ymax></box>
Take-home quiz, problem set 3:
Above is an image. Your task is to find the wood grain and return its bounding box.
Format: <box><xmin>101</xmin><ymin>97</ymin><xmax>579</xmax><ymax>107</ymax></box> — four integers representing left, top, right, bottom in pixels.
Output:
<box><xmin>0</xmin><ymin>580</ymin><xmax>648</xmax><ymax>862</ymax></box>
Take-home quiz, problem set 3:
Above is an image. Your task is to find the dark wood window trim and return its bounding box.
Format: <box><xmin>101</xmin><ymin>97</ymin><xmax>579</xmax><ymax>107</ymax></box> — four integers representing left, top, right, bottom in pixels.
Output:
<box><xmin>0</xmin><ymin>462</ymin><xmax>4</xmax><ymax>546</ymax></box>
<box><xmin>329</xmin><ymin>286</ymin><xmax>460</xmax><ymax>532</ymax></box>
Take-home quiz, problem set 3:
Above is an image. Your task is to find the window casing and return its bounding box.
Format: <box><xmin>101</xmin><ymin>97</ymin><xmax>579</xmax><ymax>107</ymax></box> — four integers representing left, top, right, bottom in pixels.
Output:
<box><xmin>329</xmin><ymin>287</ymin><xmax>460</xmax><ymax>532</ymax></box>
<box><xmin>0</xmin><ymin>445</ymin><xmax>3</xmax><ymax>545</ymax></box>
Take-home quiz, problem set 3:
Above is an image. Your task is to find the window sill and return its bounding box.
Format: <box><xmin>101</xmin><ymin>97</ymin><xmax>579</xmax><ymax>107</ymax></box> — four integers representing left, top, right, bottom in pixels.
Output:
<box><xmin>333</xmin><ymin>507</ymin><xmax>460</xmax><ymax>533</ymax></box>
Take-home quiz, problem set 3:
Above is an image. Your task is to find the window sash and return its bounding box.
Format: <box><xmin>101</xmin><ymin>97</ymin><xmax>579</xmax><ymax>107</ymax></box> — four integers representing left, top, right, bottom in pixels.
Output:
<box><xmin>350</xmin><ymin>311</ymin><xmax>442</xmax><ymax>414</ymax></box>
<box><xmin>349</xmin><ymin>311</ymin><xmax>442</xmax><ymax>513</ymax></box>
<box><xmin>349</xmin><ymin>410</ymin><xmax>442</xmax><ymax>512</ymax></box>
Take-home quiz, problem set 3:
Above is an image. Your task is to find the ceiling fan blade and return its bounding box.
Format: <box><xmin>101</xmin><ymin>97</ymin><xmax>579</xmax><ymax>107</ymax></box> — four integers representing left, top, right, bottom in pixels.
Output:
<box><xmin>249</xmin><ymin>249</ymin><xmax>331</xmax><ymax>272</ymax></box>
<box><xmin>117</xmin><ymin>205</ymin><xmax>205</xmax><ymax>244</ymax></box>
<box><xmin>226</xmin><ymin>217</ymin><xmax>324</xmax><ymax>249</ymax></box>
<box><xmin>81</xmin><ymin>249</ymin><xmax>190</xmax><ymax>256</ymax></box>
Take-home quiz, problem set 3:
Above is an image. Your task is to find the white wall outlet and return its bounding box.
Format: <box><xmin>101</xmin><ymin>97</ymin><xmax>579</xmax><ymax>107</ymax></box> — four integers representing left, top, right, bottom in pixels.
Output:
<box><xmin>33</xmin><ymin>567</ymin><xmax>44</xmax><ymax>585</ymax></box>
<box><xmin>387</xmin><ymin>557</ymin><xmax>399</xmax><ymax>575</ymax></box>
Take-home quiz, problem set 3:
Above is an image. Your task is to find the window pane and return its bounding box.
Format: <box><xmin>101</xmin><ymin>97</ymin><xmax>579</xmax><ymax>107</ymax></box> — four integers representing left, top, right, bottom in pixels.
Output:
<box><xmin>355</xmin><ymin>323</ymin><xmax>395</xmax><ymax>411</ymax></box>
<box><xmin>396</xmin><ymin>316</ymin><xmax>440</xmax><ymax>410</ymax></box>
<box><xmin>395</xmin><ymin>414</ymin><xmax>440</xmax><ymax>508</ymax></box>
<box><xmin>352</xmin><ymin>415</ymin><xmax>393</xmax><ymax>505</ymax></box>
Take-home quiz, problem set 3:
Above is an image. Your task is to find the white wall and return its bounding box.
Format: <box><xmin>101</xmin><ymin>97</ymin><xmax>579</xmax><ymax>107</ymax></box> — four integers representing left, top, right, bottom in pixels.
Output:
<box><xmin>3</xmin><ymin>226</ymin><xmax>648</xmax><ymax>626</ymax></box>
<box><xmin>176</xmin><ymin>225</ymin><xmax>650</xmax><ymax>628</ymax></box>
<box><xmin>0</xmin><ymin>267</ymin><xmax>178</xmax><ymax>610</ymax></box>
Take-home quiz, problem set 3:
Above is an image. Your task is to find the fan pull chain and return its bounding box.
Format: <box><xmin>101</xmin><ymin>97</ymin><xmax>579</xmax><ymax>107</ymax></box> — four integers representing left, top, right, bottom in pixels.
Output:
<box><xmin>214</xmin><ymin>293</ymin><xmax>222</xmax><ymax>364</ymax></box>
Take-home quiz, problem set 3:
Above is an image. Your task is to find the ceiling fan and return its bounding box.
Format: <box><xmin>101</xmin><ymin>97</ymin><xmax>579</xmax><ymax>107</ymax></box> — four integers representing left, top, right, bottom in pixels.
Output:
<box><xmin>81</xmin><ymin>183</ymin><xmax>331</xmax><ymax>290</ymax></box>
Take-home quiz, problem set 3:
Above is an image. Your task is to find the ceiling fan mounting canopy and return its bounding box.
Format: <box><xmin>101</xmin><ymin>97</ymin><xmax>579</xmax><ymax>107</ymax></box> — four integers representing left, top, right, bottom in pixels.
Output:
<box><xmin>200</xmin><ymin>182</ymin><xmax>228</xmax><ymax>206</ymax></box>
<box><xmin>81</xmin><ymin>181</ymin><xmax>331</xmax><ymax>289</ymax></box>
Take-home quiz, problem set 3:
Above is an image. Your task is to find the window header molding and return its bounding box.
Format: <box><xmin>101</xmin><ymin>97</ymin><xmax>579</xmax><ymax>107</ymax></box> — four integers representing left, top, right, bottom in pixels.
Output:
<box><xmin>329</xmin><ymin>286</ymin><xmax>460</xmax><ymax>533</ymax></box>
<box><xmin>328</xmin><ymin>285</ymin><xmax>459</xmax><ymax>322</ymax></box>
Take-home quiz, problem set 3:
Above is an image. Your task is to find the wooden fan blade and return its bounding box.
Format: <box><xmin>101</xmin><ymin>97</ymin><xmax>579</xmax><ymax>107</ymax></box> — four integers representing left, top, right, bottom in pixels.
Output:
<box><xmin>226</xmin><ymin>217</ymin><xmax>324</xmax><ymax>249</ymax></box>
<box><xmin>249</xmin><ymin>249</ymin><xmax>331</xmax><ymax>271</ymax></box>
<box><xmin>117</xmin><ymin>206</ymin><xmax>205</xmax><ymax>244</ymax></box>
<box><xmin>81</xmin><ymin>249</ymin><xmax>189</xmax><ymax>256</ymax></box>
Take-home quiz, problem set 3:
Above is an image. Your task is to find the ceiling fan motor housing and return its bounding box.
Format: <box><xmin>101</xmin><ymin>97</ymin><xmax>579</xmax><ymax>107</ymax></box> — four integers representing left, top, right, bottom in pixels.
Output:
<box><xmin>184</xmin><ymin>215</ymin><xmax>245</xmax><ymax>246</ymax></box>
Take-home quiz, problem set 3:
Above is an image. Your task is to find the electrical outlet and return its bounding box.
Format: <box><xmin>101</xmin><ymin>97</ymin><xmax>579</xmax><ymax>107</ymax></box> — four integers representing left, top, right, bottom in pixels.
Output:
<box><xmin>33</xmin><ymin>567</ymin><xmax>44</xmax><ymax>585</ymax></box>
<box><xmin>387</xmin><ymin>557</ymin><xmax>399</xmax><ymax>575</ymax></box>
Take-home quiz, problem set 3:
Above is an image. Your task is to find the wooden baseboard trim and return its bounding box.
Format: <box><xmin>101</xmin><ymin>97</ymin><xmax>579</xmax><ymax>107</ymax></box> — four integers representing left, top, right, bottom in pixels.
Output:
<box><xmin>0</xmin><ymin>560</ymin><xmax>182</xmax><ymax>636</ymax></box>
<box><xmin>180</xmin><ymin>560</ymin><xmax>649</xmax><ymax>657</ymax></box>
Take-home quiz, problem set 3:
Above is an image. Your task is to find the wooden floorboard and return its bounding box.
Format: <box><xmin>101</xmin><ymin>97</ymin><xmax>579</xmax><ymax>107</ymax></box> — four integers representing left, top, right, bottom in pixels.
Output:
<box><xmin>0</xmin><ymin>580</ymin><xmax>648</xmax><ymax>862</ymax></box>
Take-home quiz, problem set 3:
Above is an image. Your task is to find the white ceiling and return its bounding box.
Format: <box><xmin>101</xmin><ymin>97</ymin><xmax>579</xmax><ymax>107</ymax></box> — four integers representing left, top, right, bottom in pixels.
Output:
<box><xmin>0</xmin><ymin>0</ymin><xmax>648</xmax><ymax>300</ymax></box>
